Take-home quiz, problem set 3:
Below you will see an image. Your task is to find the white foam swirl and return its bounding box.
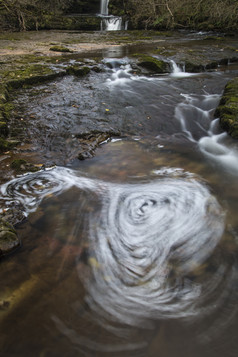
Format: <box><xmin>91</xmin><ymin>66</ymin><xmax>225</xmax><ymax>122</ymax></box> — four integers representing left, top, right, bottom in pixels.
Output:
<box><xmin>0</xmin><ymin>167</ymin><xmax>225</xmax><ymax>327</ymax></box>
<box><xmin>79</xmin><ymin>177</ymin><xmax>225</xmax><ymax>327</ymax></box>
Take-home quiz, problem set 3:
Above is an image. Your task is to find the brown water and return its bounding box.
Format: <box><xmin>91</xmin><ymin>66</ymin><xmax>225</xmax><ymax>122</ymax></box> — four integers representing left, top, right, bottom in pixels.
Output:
<box><xmin>1</xmin><ymin>34</ymin><xmax>238</xmax><ymax>357</ymax></box>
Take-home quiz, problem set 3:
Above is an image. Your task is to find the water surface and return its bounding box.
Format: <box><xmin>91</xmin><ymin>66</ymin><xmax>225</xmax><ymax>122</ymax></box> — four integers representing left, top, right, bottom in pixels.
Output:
<box><xmin>1</xmin><ymin>39</ymin><xmax>238</xmax><ymax>357</ymax></box>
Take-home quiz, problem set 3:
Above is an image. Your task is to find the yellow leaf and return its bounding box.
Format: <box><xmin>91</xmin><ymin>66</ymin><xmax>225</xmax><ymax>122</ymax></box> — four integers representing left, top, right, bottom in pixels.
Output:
<box><xmin>88</xmin><ymin>257</ymin><xmax>101</xmax><ymax>269</ymax></box>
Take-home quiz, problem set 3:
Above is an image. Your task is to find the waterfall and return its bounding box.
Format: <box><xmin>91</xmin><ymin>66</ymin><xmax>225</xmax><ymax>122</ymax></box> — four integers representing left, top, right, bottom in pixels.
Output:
<box><xmin>101</xmin><ymin>0</ymin><xmax>109</xmax><ymax>15</ymax></box>
<box><xmin>100</xmin><ymin>0</ymin><xmax>123</xmax><ymax>31</ymax></box>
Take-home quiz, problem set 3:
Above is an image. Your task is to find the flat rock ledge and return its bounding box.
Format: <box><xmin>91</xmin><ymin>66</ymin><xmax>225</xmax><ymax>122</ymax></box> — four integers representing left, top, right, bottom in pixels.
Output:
<box><xmin>0</xmin><ymin>218</ymin><xmax>20</xmax><ymax>257</ymax></box>
<box><xmin>215</xmin><ymin>77</ymin><xmax>238</xmax><ymax>139</ymax></box>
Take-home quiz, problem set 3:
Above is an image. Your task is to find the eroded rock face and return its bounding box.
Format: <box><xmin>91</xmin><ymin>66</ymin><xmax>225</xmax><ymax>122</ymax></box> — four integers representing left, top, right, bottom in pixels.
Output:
<box><xmin>215</xmin><ymin>77</ymin><xmax>238</xmax><ymax>139</ymax></box>
<box><xmin>0</xmin><ymin>218</ymin><xmax>20</xmax><ymax>257</ymax></box>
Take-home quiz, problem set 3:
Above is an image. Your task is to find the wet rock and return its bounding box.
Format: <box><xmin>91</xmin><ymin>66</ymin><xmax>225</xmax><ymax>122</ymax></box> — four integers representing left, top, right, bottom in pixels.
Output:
<box><xmin>77</xmin><ymin>131</ymin><xmax>120</xmax><ymax>160</ymax></box>
<box><xmin>214</xmin><ymin>77</ymin><xmax>238</xmax><ymax>139</ymax></box>
<box><xmin>91</xmin><ymin>66</ymin><xmax>103</xmax><ymax>73</ymax></box>
<box><xmin>184</xmin><ymin>61</ymin><xmax>204</xmax><ymax>73</ymax></box>
<box><xmin>10</xmin><ymin>159</ymin><xmax>40</xmax><ymax>173</ymax></box>
<box><xmin>0</xmin><ymin>138</ymin><xmax>18</xmax><ymax>153</ymax></box>
<box><xmin>136</xmin><ymin>55</ymin><xmax>169</xmax><ymax>73</ymax></box>
<box><xmin>3</xmin><ymin>64</ymin><xmax>66</xmax><ymax>90</ymax></box>
<box><xmin>0</xmin><ymin>202</ymin><xmax>26</xmax><ymax>227</ymax></box>
<box><xmin>205</xmin><ymin>61</ymin><xmax>218</xmax><ymax>70</ymax></box>
<box><xmin>66</xmin><ymin>65</ymin><xmax>90</xmax><ymax>77</ymax></box>
<box><xmin>0</xmin><ymin>218</ymin><xmax>20</xmax><ymax>257</ymax></box>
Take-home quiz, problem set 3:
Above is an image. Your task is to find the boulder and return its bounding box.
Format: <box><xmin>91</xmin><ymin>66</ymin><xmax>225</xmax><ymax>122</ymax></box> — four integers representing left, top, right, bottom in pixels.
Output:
<box><xmin>137</xmin><ymin>55</ymin><xmax>169</xmax><ymax>73</ymax></box>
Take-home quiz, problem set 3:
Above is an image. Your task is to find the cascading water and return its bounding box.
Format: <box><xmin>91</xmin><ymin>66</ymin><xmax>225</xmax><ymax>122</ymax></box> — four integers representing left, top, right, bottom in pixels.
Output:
<box><xmin>101</xmin><ymin>0</ymin><xmax>109</xmax><ymax>15</ymax></box>
<box><xmin>100</xmin><ymin>0</ymin><xmax>123</xmax><ymax>31</ymax></box>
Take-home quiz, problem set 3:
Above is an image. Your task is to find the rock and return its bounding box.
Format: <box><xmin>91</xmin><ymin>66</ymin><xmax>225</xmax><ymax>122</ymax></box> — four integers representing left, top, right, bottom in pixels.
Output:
<box><xmin>0</xmin><ymin>218</ymin><xmax>20</xmax><ymax>257</ymax></box>
<box><xmin>77</xmin><ymin>132</ymin><xmax>120</xmax><ymax>160</ymax></box>
<box><xmin>137</xmin><ymin>55</ymin><xmax>169</xmax><ymax>73</ymax></box>
<box><xmin>1</xmin><ymin>201</ymin><xmax>26</xmax><ymax>226</ymax></box>
<box><xmin>49</xmin><ymin>45</ymin><xmax>72</xmax><ymax>53</ymax></box>
<box><xmin>214</xmin><ymin>77</ymin><xmax>238</xmax><ymax>139</ymax></box>
<box><xmin>10</xmin><ymin>159</ymin><xmax>40</xmax><ymax>173</ymax></box>
<box><xmin>66</xmin><ymin>65</ymin><xmax>90</xmax><ymax>77</ymax></box>
<box><xmin>184</xmin><ymin>61</ymin><xmax>204</xmax><ymax>73</ymax></box>
<box><xmin>0</xmin><ymin>138</ymin><xmax>16</xmax><ymax>153</ymax></box>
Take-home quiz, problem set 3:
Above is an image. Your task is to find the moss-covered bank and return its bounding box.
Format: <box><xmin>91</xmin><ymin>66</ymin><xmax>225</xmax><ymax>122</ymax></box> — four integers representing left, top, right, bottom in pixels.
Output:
<box><xmin>215</xmin><ymin>77</ymin><xmax>238</xmax><ymax>139</ymax></box>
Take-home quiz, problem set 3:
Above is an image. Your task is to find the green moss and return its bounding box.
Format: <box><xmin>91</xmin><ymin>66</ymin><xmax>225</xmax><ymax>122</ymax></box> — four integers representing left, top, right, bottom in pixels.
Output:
<box><xmin>66</xmin><ymin>65</ymin><xmax>90</xmax><ymax>77</ymax></box>
<box><xmin>215</xmin><ymin>78</ymin><xmax>238</xmax><ymax>139</ymax></box>
<box><xmin>0</xmin><ymin>85</ymin><xmax>9</xmax><ymax>104</ymax></box>
<box><xmin>204</xmin><ymin>36</ymin><xmax>224</xmax><ymax>41</ymax></box>
<box><xmin>49</xmin><ymin>45</ymin><xmax>72</xmax><ymax>53</ymax></box>
<box><xmin>0</xmin><ymin>138</ymin><xmax>16</xmax><ymax>152</ymax></box>
<box><xmin>10</xmin><ymin>159</ymin><xmax>39</xmax><ymax>173</ymax></box>
<box><xmin>136</xmin><ymin>55</ymin><xmax>168</xmax><ymax>73</ymax></box>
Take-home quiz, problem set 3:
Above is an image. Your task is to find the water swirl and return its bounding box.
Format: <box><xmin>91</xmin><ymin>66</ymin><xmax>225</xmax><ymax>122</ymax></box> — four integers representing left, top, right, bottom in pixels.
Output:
<box><xmin>79</xmin><ymin>176</ymin><xmax>225</xmax><ymax>327</ymax></box>
<box><xmin>0</xmin><ymin>167</ymin><xmax>226</xmax><ymax>328</ymax></box>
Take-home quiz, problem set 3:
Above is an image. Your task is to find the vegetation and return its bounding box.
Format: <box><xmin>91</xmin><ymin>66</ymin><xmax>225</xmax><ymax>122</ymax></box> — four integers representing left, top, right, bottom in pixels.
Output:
<box><xmin>0</xmin><ymin>0</ymin><xmax>238</xmax><ymax>31</ymax></box>
<box><xmin>0</xmin><ymin>0</ymin><xmax>99</xmax><ymax>30</ymax></box>
<box><xmin>112</xmin><ymin>0</ymin><xmax>238</xmax><ymax>31</ymax></box>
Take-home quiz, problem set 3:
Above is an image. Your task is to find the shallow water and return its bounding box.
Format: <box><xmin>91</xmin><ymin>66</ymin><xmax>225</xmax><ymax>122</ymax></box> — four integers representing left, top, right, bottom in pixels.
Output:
<box><xmin>1</xmin><ymin>40</ymin><xmax>238</xmax><ymax>356</ymax></box>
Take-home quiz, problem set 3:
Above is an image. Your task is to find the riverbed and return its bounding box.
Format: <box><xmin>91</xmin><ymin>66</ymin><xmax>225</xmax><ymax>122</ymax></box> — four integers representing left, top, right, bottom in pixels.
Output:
<box><xmin>0</xmin><ymin>30</ymin><xmax>238</xmax><ymax>357</ymax></box>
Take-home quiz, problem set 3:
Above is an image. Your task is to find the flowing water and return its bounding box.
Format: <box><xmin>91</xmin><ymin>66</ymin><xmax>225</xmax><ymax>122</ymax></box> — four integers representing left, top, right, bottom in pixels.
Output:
<box><xmin>100</xmin><ymin>0</ymin><xmax>123</xmax><ymax>31</ymax></box>
<box><xmin>1</xmin><ymin>39</ymin><xmax>238</xmax><ymax>357</ymax></box>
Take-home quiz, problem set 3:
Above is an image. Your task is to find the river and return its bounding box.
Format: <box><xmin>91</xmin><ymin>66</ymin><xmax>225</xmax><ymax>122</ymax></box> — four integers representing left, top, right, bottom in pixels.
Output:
<box><xmin>0</xmin><ymin>31</ymin><xmax>238</xmax><ymax>357</ymax></box>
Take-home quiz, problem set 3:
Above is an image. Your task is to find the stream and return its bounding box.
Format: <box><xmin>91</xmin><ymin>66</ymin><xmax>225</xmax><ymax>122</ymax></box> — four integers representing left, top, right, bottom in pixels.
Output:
<box><xmin>0</xmin><ymin>33</ymin><xmax>238</xmax><ymax>357</ymax></box>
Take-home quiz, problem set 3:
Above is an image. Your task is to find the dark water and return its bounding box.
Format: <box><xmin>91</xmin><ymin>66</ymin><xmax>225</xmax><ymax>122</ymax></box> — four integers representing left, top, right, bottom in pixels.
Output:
<box><xmin>1</xmin><ymin>39</ymin><xmax>238</xmax><ymax>357</ymax></box>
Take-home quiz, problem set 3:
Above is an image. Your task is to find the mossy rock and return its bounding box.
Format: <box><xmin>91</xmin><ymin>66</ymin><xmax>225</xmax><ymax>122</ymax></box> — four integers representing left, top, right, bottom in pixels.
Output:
<box><xmin>3</xmin><ymin>64</ymin><xmax>65</xmax><ymax>90</ymax></box>
<box><xmin>0</xmin><ymin>101</ymin><xmax>14</xmax><ymax>121</ymax></box>
<box><xmin>66</xmin><ymin>65</ymin><xmax>90</xmax><ymax>77</ymax></box>
<box><xmin>0</xmin><ymin>138</ymin><xmax>18</xmax><ymax>152</ymax></box>
<box><xmin>10</xmin><ymin>159</ymin><xmax>40</xmax><ymax>173</ymax></box>
<box><xmin>0</xmin><ymin>121</ymin><xmax>9</xmax><ymax>137</ymax></box>
<box><xmin>184</xmin><ymin>61</ymin><xmax>204</xmax><ymax>73</ymax></box>
<box><xmin>137</xmin><ymin>55</ymin><xmax>169</xmax><ymax>73</ymax></box>
<box><xmin>0</xmin><ymin>218</ymin><xmax>20</xmax><ymax>257</ymax></box>
<box><xmin>214</xmin><ymin>77</ymin><xmax>238</xmax><ymax>139</ymax></box>
<box><xmin>49</xmin><ymin>45</ymin><xmax>72</xmax><ymax>53</ymax></box>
